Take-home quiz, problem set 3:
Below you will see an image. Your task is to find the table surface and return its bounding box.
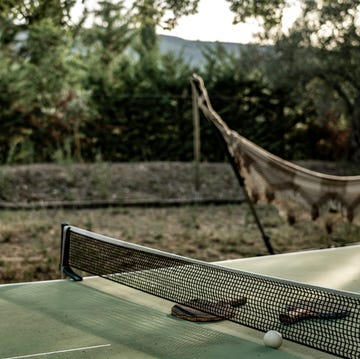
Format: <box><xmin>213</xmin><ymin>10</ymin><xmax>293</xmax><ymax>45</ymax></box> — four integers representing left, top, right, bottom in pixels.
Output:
<box><xmin>0</xmin><ymin>244</ymin><xmax>359</xmax><ymax>359</ymax></box>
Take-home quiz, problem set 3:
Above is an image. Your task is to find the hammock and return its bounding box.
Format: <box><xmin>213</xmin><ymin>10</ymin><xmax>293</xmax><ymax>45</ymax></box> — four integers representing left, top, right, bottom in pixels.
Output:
<box><xmin>191</xmin><ymin>74</ymin><xmax>360</xmax><ymax>225</ymax></box>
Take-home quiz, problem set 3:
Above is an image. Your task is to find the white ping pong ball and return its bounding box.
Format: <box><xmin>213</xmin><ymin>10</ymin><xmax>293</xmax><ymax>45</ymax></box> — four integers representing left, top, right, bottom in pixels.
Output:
<box><xmin>263</xmin><ymin>330</ymin><xmax>283</xmax><ymax>349</ymax></box>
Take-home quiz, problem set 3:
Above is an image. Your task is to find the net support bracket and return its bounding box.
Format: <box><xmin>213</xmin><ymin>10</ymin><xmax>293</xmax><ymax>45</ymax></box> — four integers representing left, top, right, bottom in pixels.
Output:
<box><xmin>60</xmin><ymin>223</ymin><xmax>83</xmax><ymax>281</ymax></box>
<box><xmin>62</xmin><ymin>265</ymin><xmax>83</xmax><ymax>281</ymax></box>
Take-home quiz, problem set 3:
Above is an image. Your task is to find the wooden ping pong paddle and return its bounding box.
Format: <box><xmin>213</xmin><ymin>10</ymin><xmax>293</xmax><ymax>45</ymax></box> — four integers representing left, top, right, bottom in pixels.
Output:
<box><xmin>171</xmin><ymin>297</ymin><xmax>246</xmax><ymax>322</ymax></box>
<box><xmin>279</xmin><ymin>299</ymin><xmax>350</xmax><ymax>325</ymax></box>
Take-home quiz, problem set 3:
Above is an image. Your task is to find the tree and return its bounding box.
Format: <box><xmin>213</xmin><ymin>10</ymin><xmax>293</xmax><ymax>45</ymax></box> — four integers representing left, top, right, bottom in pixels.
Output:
<box><xmin>226</xmin><ymin>0</ymin><xmax>360</xmax><ymax>162</ymax></box>
<box><xmin>0</xmin><ymin>1</ymin><xmax>25</xmax><ymax>16</ymax></box>
<box><xmin>0</xmin><ymin>0</ymin><xmax>87</xmax><ymax>163</ymax></box>
<box><xmin>0</xmin><ymin>0</ymin><xmax>204</xmax><ymax>163</ymax></box>
<box><xmin>0</xmin><ymin>18</ymin><xmax>78</xmax><ymax>162</ymax></box>
<box><xmin>130</xmin><ymin>0</ymin><xmax>199</xmax><ymax>51</ymax></box>
<box><xmin>276</xmin><ymin>1</ymin><xmax>360</xmax><ymax>161</ymax></box>
<box><xmin>225</xmin><ymin>0</ymin><xmax>290</xmax><ymax>40</ymax></box>
<box><xmin>132</xmin><ymin>0</ymin><xmax>199</xmax><ymax>29</ymax></box>
<box><xmin>81</xmin><ymin>0</ymin><xmax>135</xmax><ymax>65</ymax></box>
<box><xmin>1</xmin><ymin>0</ymin><xmax>77</xmax><ymax>27</ymax></box>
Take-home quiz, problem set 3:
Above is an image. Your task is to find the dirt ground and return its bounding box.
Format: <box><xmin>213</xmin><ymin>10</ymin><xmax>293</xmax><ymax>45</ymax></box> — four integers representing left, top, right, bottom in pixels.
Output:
<box><xmin>0</xmin><ymin>162</ymin><xmax>244</xmax><ymax>204</ymax></box>
<box><xmin>0</xmin><ymin>160</ymin><xmax>357</xmax><ymax>205</ymax></box>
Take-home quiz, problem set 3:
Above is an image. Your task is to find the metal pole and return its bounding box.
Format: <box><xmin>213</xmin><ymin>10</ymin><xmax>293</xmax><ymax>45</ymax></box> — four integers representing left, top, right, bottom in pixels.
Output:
<box><xmin>191</xmin><ymin>82</ymin><xmax>201</xmax><ymax>192</ymax></box>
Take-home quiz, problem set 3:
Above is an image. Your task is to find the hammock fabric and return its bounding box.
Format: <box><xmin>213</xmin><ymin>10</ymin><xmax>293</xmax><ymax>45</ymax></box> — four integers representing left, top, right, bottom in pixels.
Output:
<box><xmin>191</xmin><ymin>74</ymin><xmax>360</xmax><ymax>223</ymax></box>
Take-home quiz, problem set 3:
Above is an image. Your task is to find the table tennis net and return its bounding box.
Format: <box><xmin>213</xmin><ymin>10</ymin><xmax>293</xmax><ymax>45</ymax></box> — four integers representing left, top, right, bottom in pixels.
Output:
<box><xmin>60</xmin><ymin>225</ymin><xmax>359</xmax><ymax>359</ymax></box>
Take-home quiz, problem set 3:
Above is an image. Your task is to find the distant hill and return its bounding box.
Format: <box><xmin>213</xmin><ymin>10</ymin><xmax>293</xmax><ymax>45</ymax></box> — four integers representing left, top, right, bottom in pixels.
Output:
<box><xmin>158</xmin><ymin>34</ymin><xmax>249</xmax><ymax>67</ymax></box>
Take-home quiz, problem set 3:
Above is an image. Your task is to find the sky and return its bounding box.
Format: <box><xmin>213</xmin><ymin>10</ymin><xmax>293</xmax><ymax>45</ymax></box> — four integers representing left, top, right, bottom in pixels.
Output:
<box><xmin>158</xmin><ymin>0</ymin><xmax>302</xmax><ymax>43</ymax></box>
<box><xmin>157</xmin><ymin>0</ymin><xmax>261</xmax><ymax>44</ymax></box>
<box><xmin>72</xmin><ymin>0</ymin><xmax>302</xmax><ymax>44</ymax></box>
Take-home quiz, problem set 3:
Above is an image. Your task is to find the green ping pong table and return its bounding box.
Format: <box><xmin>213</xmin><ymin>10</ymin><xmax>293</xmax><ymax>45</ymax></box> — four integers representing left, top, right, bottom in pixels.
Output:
<box><xmin>0</xmin><ymin>244</ymin><xmax>359</xmax><ymax>359</ymax></box>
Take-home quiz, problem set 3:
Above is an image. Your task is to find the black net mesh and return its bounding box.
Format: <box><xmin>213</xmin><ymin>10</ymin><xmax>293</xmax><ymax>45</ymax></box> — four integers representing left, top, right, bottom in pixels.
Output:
<box><xmin>62</xmin><ymin>227</ymin><xmax>360</xmax><ymax>359</ymax></box>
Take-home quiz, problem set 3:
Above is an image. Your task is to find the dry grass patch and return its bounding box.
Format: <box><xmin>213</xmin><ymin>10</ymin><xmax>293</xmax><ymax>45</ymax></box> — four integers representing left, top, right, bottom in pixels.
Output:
<box><xmin>0</xmin><ymin>204</ymin><xmax>359</xmax><ymax>284</ymax></box>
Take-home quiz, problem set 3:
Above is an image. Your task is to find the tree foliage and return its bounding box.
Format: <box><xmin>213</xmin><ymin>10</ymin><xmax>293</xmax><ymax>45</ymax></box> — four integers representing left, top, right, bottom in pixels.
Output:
<box><xmin>1</xmin><ymin>0</ymin><xmax>77</xmax><ymax>27</ymax></box>
<box><xmin>131</xmin><ymin>0</ymin><xmax>199</xmax><ymax>30</ymax></box>
<box><xmin>0</xmin><ymin>0</ymin><xmax>359</xmax><ymax>164</ymax></box>
<box><xmin>223</xmin><ymin>0</ymin><xmax>360</xmax><ymax>161</ymax></box>
<box><xmin>259</xmin><ymin>1</ymin><xmax>360</xmax><ymax>161</ymax></box>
